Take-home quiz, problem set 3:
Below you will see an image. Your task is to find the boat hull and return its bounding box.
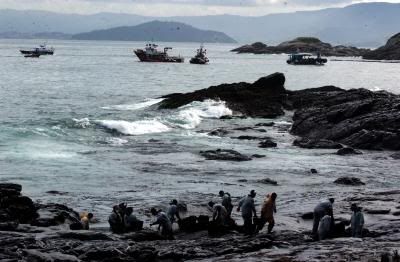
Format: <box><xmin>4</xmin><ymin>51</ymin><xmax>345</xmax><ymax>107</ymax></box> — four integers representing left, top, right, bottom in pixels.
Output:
<box><xmin>190</xmin><ymin>57</ymin><xmax>209</xmax><ymax>64</ymax></box>
<box><xmin>287</xmin><ymin>58</ymin><xmax>327</xmax><ymax>65</ymax></box>
<box><xmin>134</xmin><ymin>50</ymin><xmax>184</xmax><ymax>63</ymax></box>
<box><xmin>20</xmin><ymin>50</ymin><xmax>54</xmax><ymax>55</ymax></box>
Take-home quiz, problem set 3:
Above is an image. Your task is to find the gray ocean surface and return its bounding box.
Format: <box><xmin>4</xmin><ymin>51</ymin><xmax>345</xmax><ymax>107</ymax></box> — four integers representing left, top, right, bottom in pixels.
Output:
<box><xmin>1</xmin><ymin>39</ymin><xmax>399</xmax><ymax>228</ymax></box>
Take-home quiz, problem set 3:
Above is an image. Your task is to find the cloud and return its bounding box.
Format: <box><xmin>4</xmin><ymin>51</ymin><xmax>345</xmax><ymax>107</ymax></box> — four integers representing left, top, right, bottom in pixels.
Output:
<box><xmin>0</xmin><ymin>0</ymin><xmax>399</xmax><ymax>16</ymax></box>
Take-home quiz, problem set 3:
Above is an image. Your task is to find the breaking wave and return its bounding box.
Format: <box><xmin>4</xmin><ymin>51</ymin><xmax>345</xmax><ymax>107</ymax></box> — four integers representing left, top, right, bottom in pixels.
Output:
<box><xmin>94</xmin><ymin>99</ymin><xmax>232</xmax><ymax>136</ymax></box>
<box><xmin>101</xmin><ymin>98</ymin><xmax>164</xmax><ymax>111</ymax></box>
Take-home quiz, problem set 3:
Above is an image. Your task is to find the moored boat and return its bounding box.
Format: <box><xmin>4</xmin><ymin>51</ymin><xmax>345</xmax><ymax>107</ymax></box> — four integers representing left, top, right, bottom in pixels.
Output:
<box><xmin>287</xmin><ymin>53</ymin><xmax>327</xmax><ymax>65</ymax></box>
<box><xmin>134</xmin><ymin>43</ymin><xmax>184</xmax><ymax>63</ymax></box>
<box><xmin>20</xmin><ymin>44</ymin><xmax>54</xmax><ymax>55</ymax></box>
<box><xmin>190</xmin><ymin>45</ymin><xmax>209</xmax><ymax>64</ymax></box>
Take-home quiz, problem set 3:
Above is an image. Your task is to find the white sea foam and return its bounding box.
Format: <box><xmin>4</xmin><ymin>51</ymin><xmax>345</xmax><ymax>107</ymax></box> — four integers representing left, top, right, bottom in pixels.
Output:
<box><xmin>95</xmin><ymin>119</ymin><xmax>170</xmax><ymax>135</ymax></box>
<box><xmin>107</xmin><ymin>137</ymin><xmax>129</xmax><ymax>146</ymax></box>
<box><xmin>168</xmin><ymin>100</ymin><xmax>232</xmax><ymax>129</ymax></box>
<box><xmin>72</xmin><ymin>118</ymin><xmax>91</xmax><ymax>128</ymax></box>
<box><xmin>102</xmin><ymin>98</ymin><xmax>164</xmax><ymax>111</ymax></box>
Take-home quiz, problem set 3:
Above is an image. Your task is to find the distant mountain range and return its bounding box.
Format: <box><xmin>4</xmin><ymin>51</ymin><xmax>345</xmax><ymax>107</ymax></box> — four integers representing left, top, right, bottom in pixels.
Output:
<box><xmin>1</xmin><ymin>2</ymin><xmax>400</xmax><ymax>46</ymax></box>
<box><xmin>72</xmin><ymin>21</ymin><xmax>236</xmax><ymax>43</ymax></box>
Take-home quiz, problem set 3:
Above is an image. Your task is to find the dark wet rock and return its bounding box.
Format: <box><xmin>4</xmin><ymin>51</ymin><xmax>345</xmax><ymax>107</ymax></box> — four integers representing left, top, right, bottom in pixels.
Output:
<box><xmin>238</xmin><ymin>179</ymin><xmax>248</xmax><ymax>182</ymax></box>
<box><xmin>46</xmin><ymin>190</ymin><xmax>68</xmax><ymax>195</ymax></box>
<box><xmin>391</xmin><ymin>152</ymin><xmax>400</xmax><ymax>159</ymax></box>
<box><xmin>310</xmin><ymin>169</ymin><xmax>318</xmax><ymax>174</ymax></box>
<box><xmin>178</xmin><ymin>216</ymin><xmax>210</xmax><ymax>232</ymax></box>
<box><xmin>259</xmin><ymin>138</ymin><xmax>277</xmax><ymax>148</ymax></box>
<box><xmin>220</xmin><ymin>115</ymin><xmax>246</xmax><ymax>120</ymax></box>
<box><xmin>393</xmin><ymin>211</ymin><xmax>400</xmax><ymax>216</ymax></box>
<box><xmin>363</xmin><ymin>33</ymin><xmax>400</xmax><ymax>60</ymax></box>
<box><xmin>57</xmin><ymin>231</ymin><xmax>112</xmax><ymax>241</ymax></box>
<box><xmin>0</xmin><ymin>183</ymin><xmax>22</xmax><ymax>194</ymax></box>
<box><xmin>208</xmin><ymin>128</ymin><xmax>230</xmax><ymax>137</ymax></box>
<box><xmin>200</xmin><ymin>149</ymin><xmax>252</xmax><ymax>161</ymax></box>
<box><xmin>231</xmin><ymin>37</ymin><xmax>369</xmax><ymax>57</ymax></box>
<box><xmin>334</xmin><ymin>177</ymin><xmax>365</xmax><ymax>186</ymax></box>
<box><xmin>365</xmin><ymin>209</ymin><xmax>391</xmax><ymax>215</ymax></box>
<box><xmin>337</xmin><ymin>147</ymin><xmax>363</xmax><ymax>155</ymax></box>
<box><xmin>0</xmin><ymin>221</ymin><xmax>19</xmax><ymax>231</ymax></box>
<box><xmin>121</xmin><ymin>230</ymin><xmax>166</xmax><ymax>241</ymax></box>
<box><xmin>159</xmin><ymin>72</ymin><xmax>287</xmax><ymax>118</ymax></box>
<box><xmin>301</xmin><ymin>212</ymin><xmax>314</xmax><ymax>220</ymax></box>
<box><xmin>23</xmin><ymin>249</ymin><xmax>80</xmax><ymax>262</ymax></box>
<box><xmin>234</xmin><ymin>135</ymin><xmax>260</xmax><ymax>140</ymax></box>
<box><xmin>293</xmin><ymin>137</ymin><xmax>343</xmax><ymax>149</ymax></box>
<box><xmin>255</xmin><ymin>122</ymin><xmax>275</xmax><ymax>127</ymax></box>
<box><xmin>160</xmin><ymin>73</ymin><xmax>400</xmax><ymax>151</ymax></box>
<box><xmin>252</xmin><ymin>154</ymin><xmax>266</xmax><ymax>158</ymax></box>
<box><xmin>31</xmin><ymin>204</ymin><xmax>79</xmax><ymax>227</ymax></box>
<box><xmin>372</xmin><ymin>190</ymin><xmax>400</xmax><ymax>196</ymax></box>
<box><xmin>290</xmin><ymin>87</ymin><xmax>400</xmax><ymax>151</ymax></box>
<box><xmin>259</xmin><ymin>178</ymin><xmax>278</xmax><ymax>185</ymax></box>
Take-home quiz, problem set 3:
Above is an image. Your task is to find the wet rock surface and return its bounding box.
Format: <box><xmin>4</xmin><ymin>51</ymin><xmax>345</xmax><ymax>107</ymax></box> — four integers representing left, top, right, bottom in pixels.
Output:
<box><xmin>293</xmin><ymin>138</ymin><xmax>343</xmax><ymax>149</ymax></box>
<box><xmin>231</xmin><ymin>37</ymin><xmax>369</xmax><ymax>57</ymax></box>
<box><xmin>1</xmin><ymin>184</ymin><xmax>400</xmax><ymax>261</ymax></box>
<box><xmin>159</xmin><ymin>72</ymin><xmax>287</xmax><ymax>118</ymax></box>
<box><xmin>363</xmin><ymin>32</ymin><xmax>400</xmax><ymax>60</ymax></box>
<box><xmin>258</xmin><ymin>138</ymin><xmax>277</xmax><ymax>148</ymax></box>
<box><xmin>159</xmin><ymin>73</ymin><xmax>400</xmax><ymax>151</ymax></box>
<box><xmin>337</xmin><ymin>147</ymin><xmax>363</xmax><ymax>155</ymax></box>
<box><xmin>334</xmin><ymin>177</ymin><xmax>365</xmax><ymax>186</ymax></box>
<box><xmin>200</xmin><ymin>149</ymin><xmax>252</xmax><ymax>161</ymax></box>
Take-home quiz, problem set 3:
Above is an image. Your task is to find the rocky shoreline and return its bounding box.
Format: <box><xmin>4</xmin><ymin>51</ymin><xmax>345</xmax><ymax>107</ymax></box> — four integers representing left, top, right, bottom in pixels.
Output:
<box><xmin>363</xmin><ymin>33</ymin><xmax>400</xmax><ymax>60</ymax></box>
<box><xmin>231</xmin><ymin>37</ymin><xmax>369</xmax><ymax>57</ymax></box>
<box><xmin>1</xmin><ymin>183</ymin><xmax>400</xmax><ymax>261</ymax></box>
<box><xmin>159</xmin><ymin>72</ymin><xmax>400</xmax><ymax>151</ymax></box>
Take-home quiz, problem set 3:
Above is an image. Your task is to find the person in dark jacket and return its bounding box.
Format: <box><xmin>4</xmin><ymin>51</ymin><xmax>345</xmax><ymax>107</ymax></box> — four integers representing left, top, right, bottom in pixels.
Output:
<box><xmin>219</xmin><ymin>190</ymin><xmax>233</xmax><ymax>217</ymax></box>
<box><xmin>312</xmin><ymin>198</ymin><xmax>334</xmax><ymax>240</ymax></box>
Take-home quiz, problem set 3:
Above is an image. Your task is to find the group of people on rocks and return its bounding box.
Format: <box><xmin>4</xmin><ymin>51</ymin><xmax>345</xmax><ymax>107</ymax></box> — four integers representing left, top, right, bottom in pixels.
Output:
<box><xmin>76</xmin><ymin>189</ymin><xmax>364</xmax><ymax>241</ymax></box>
<box><xmin>312</xmin><ymin>198</ymin><xmax>365</xmax><ymax>240</ymax></box>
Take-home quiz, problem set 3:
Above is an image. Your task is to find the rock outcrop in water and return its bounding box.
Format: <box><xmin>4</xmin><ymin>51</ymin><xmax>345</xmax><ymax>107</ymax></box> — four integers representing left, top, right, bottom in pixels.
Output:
<box><xmin>363</xmin><ymin>32</ymin><xmax>400</xmax><ymax>60</ymax></box>
<box><xmin>159</xmin><ymin>73</ymin><xmax>400</xmax><ymax>151</ymax></box>
<box><xmin>231</xmin><ymin>37</ymin><xmax>369</xmax><ymax>57</ymax></box>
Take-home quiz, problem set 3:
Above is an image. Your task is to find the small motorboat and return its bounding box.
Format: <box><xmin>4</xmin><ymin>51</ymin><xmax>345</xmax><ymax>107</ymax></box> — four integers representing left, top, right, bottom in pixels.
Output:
<box><xmin>190</xmin><ymin>45</ymin><xmax>209</xmax><ymax>64</ymax></box>
<box><xmin>20</xmin><ymin>43</ymin><xmax>54</xmax><ymax>55</ymax></box>
<box><xmin>134</xmin><ymin>43</ymin><xmax>184</xmax><ymax>63</ymax></box>
<box><xmin>287</xmin><ymin>53</ymin><xmax>327</xmax><ymax>65</ymax></box>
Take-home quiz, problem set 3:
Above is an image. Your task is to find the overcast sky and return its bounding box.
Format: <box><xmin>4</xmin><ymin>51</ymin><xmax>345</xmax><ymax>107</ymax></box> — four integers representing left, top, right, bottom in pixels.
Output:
<box><xmin>0</xmin><ymin>0</ymin><xmax>399</xmax><ymax>16</ymax></box>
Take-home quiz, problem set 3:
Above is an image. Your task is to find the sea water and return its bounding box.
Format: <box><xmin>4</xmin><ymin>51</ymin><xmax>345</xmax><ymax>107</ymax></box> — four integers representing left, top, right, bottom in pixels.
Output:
<box><xmin>0</xmin><ymin>39</ymin><xmax>399</xmax><ymax>228</ymax></box>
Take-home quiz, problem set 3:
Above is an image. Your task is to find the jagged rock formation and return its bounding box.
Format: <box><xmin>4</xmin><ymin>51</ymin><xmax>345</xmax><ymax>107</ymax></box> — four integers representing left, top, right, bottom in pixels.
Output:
<box><xmin>158</xmin><ymin>73</ymin><xmax>400</xmax><ymax>150</ymax></box>
<box><xmin>232</xmin><ymin>37</ymin><xmax>369</xmax><ymax>57</ymax></box>
<box><xmin>231</xmin><ymin>37</ymin><xmax>370</xmax><ymax>56</ymax></box>
<box><xmin>363</xmin><ymin>32</ymin><xmax>400</xmax><ymax>60</ymax></box>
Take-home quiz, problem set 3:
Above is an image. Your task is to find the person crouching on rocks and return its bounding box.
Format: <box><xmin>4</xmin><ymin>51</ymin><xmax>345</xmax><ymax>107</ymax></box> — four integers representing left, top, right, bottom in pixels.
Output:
<box><xmin>109</xmin><ymin>205</ymin><xmax>125</xmax><ymax>234</ymax></box>
<box><xmin>209</xmin><ymin>201</ymin><xmax>228</xmax><ymax>226</ymax></box>
<box><xmin>80</xmin><ymin>212</ymin><xmax>94</xmax><ymax>230</ymax></box>
<box><xmin>237</xmin><ymin>190</ymin><xmax>257</xmax><ymax>235</ymax></box>
<box><xmin>70</xmin><ymin>211</ymin><xmax>94</xmax><ymax>230</ymax></box>
<box><xmin>312</xmin><ymin>198</ymin><xmax>334</xmax><ymax>240</ymax></box>
<box><xmin>257</xmin><ymin>192</ymin><xmax>277</xmax><ymax>234</ymax></box>
<box><xmin>167</xmin><ymin>199</ymin><xmax>181</xmax><ymax>225</ymax></box>
<box><xmin>124</xmin><ymin>207</ymin><xmax>143</xmax><ymax>232</ymax></box>
<box><xmin>150</xmin><ymin>208</ymin><xmax>173</xmax><ymax>239</ymax></box>
<box><xmin>350</xmin><ymin>203</ymin><xmax>364</xmax><ymax>238</ymax></box>
<box><xmin>219</xmin><ymin>190</ymin><xmax>233</xmax><ymax>217</ymax></box>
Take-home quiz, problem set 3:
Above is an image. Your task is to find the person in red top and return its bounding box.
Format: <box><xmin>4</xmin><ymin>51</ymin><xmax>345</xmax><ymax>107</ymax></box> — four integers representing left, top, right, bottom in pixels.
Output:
<box><xmin>257</xmin><ymin>192</ymin><xmax>277</xmax><ymax>233</ymax></box>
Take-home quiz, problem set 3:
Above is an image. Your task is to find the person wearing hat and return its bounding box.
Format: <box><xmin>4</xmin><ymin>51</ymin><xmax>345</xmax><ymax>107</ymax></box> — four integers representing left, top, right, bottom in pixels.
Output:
<box><xmin>312</xmin><ymin>198</ymin><xmax>335</xmax><ymax>240</ymax></box>
<box><xmin>350</xmin><ymin>203</ymin><xmax>364</xmax><ymax>238</ymax></box>
<box><xmin>237</xmin><ymin>190</ymin><xmax>257</xmax><ymax>235</ymax></box>
<box><xmin>219</xmin><ymin>190</ymin><xmax>233</xmax><ymax>217</ymax></box>
<box><xmin>150</xmin><ymin>208</ymin><xmax>173</xmax><ymax>239</ymax></box>
<box><xmin>167</xmin><ymin>199</ymin><xmax>181</xmax><ymax>225</ymax></box>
